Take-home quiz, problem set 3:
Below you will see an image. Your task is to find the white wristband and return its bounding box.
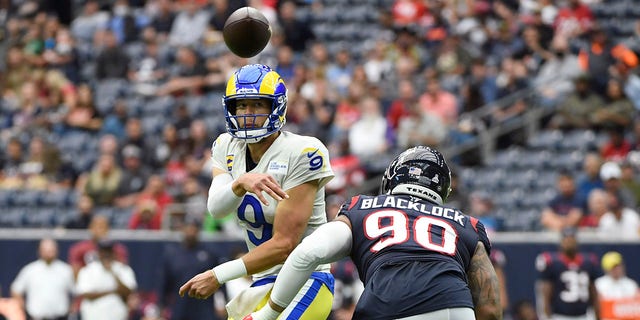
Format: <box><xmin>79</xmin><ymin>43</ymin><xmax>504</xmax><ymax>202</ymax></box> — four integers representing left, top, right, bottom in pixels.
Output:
<box><xmin>253</xmin><ymin>302</ymin><xmax>282</xmax><ymax>320</ymax></box>
<box><xmin>212</xmin><ymin>258</ymin><xmax>247</xmax><ymax>284</ymax></box>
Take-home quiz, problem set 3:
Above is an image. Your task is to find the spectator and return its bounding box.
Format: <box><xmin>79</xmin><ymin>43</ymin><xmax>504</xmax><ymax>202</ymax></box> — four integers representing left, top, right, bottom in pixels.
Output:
<box><xmin>620</xmin><ymin>162</ymin><xmax>640</xmax><ymax>204</ymax></box>
<box><xmin>575</xmin><ymin>152</ymin><xmax>604</xmax><ymax>203</ymax></box>
<box><xmin>0</xmin><ymin>138</ymin><xmax>25</xmax><ymax>189</ymax></box>
<box><xmin>131</xmin><ymin>174</ymin><xmax>174</xmax><ymax>228</ymax></box>
<box><xmin>595</xmin><ymin>251</ymin><xmax>639</xmax><ymax>299</ymax></box>
<box><xmin>391</xmin><ymin>0</ymin><xmax>426</xmax><ymax>27</ymax></box>
<box><xmin>548</xmin><ymin>74</ymin><xmax>604</xmax><ymax>130</ymax></box>
<box><xmin>326</xmin><ymin>49</ymin><xmax>353</xmax><ymax>98</ymax></box>
<box><xmin>128</xmin><ymin>198</ymin><xmax>162</xmax><ymax>230</ymax></box>
<box><xmin>156</xmin><ymin>46</ymin><xmax>207</xmax><ymax>96</ymax></box>
<box><xmin>347</xmin><ymin>97</ymin><xmax>390</xmax><ymax>163</ymax></box>
<box><xmin>582</xmin><ymin>188</ymin><xmax>608</xmax><ymax>228</ymax></box>
<box><xmin>534</xmin><ymin>35</ymin><xmax>582</xmax><ymax>107</ymax></box>
<box><xmin>65</xmin><ymin>194</ymin><xmax>96</xmax><ymax>229</ymax></box>
<box><xmin>10</xmin><ymin>238</ymin><xmax>74</xmax><ymax>320</ymax></box>
<box><xmin>600</xmin><ymin>161</ymin><xmax>637</xmax><ymax>209</ymax></box>
<box><xmin>68</xmin><ymin>215</ymin><xmax>129</xmax><ymax>277</ymax></box>
<box><xmin>128</xmin><ymin>38</ymin><xmax>168</xmax><ymax>97</ymax></box>
<box><xmin>600</xmin><ymin>125</ymin><xmax>632</xmax><ymax>162</ymax></box>
<box><xmin>20</xmin><ymin>136</ymin><xmax>50</xmax><ymax>190</ymax></box>
<box><xmin>114</xmin><ymin>145</ymin><xmax>151</xmax><ymax>208</ymax></box>
<box><xmin>592</xmin><ymin>79</ymin><xmax>636</xmax><ymax>130</ymax></box>
<box><xmin>108</xmin><ymin>0</ymin><xmax>148</xmax><ymax>44</ymax></box>
<box><xmin>396</xmin><ymin>99</ymin><xmax>447</xmax><ymax>149</ymax></box>
<box><xmin>553</xmin><ymin>0</ymin><xmax>594</xmax><ymax>39</ymax></box>
<box><xmin>535</xmin><ymin>227</ymin><xmax>602</xmax><ymax>320</ymax></box>
<box><xmin>277</xmin><ymin>0</ymin><xmax>314</xmax><ymax>53</ymax></box>
<box><xmin>463</xmin><ymin>59</ymin><xmax>498</xmax><ymax>111</ymax></box>
<box><xmin>207</xmin><ymin>0</ymin><xmax>245</xmax><ymax>32</ymax></box>
<box><xmin>43</xmin><ymin>28</ymin><xmax>81</xmax><ymax>84</ymax></box>
<box><xmin>158</xmin><ymin>218</ymin><xmax>222</xmax><ymax>320</ymax></box>
<box><xmin>76</xmin><ymin>239</ymin><xmax>137</xmax><ymax>320</ymax></box>
<box><xmin>121</xmin><ymin>117</ymin><xmax>154</xmax><ymax>164</ymax></box>
<box><xmin>168</xmin><ymin>1</ymin><xmax>209</xmax><ymax>47</ymax></box>
<box><xmin>540</xmin><ymin>170</ymin><xmax>585</xmax><ymax>232</ymax></box>
<box><xmin>100</xmin><ymin>99</ymin><xmax>129</xmax><ymax>140</ymax></box>
<box><xmin>597</xmin><ymin>191</ymin><xmax>640</xmax><ymax>239</ymax></box>
<box><xmin>82</xmin><ymin>154</ymin><xmax>123</xmax><ymax>207</ymax></box>
<box><xmin>70</xmin><ymin>0</ymin><xmax>109</xmax><ymax>43</ymax></box>
<box><xmin>64</xmin><ymin>83</ymin><xmax>102</xmax><ymax>132</ymax></box>
<box><xmin>469</xmin><ymin>191</ymin><xmax>501</xmax><ymax>234</ymax></box>
<box><xmin>94</xmin><ymin>30</ymin><xmax>130</xmax><ymax>80</ymax></box>
<box><xmin>419</xmin><ymin>74</ymin><xmax>458</xmax><ymax>127</ymax></box>
<box><xmin>149</xmin><ymin>0</ymin><xmax>176</xmax><ymax>40</ymax></box>
<box><xmin>578</xmin><ymin>27</ymin><xmax>638</xmax><ymax>96</ymax></box>
<box><xmin>385</xmin><ymin>79</ymin><xmax>415</xmax><ymax>131</ymax></box>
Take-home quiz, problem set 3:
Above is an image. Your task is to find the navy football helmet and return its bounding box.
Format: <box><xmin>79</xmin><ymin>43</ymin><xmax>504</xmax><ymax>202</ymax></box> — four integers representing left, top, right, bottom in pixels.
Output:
<box><xmin>381</xmin><ymin>146</ymin><xmax>452</xmax><ymax>205</ymax></box>
<box><xmin>223</xmin><ymin>64</ymin><xmax>287</xmax><ymax>143</ymax></box>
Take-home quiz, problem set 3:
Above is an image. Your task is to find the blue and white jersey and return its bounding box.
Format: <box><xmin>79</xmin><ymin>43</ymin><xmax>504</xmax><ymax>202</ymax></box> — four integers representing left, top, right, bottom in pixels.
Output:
<box><xmin>211</xmin><ymin>131</ymin><xmax>334</xmax><ymax>279</ymax></box>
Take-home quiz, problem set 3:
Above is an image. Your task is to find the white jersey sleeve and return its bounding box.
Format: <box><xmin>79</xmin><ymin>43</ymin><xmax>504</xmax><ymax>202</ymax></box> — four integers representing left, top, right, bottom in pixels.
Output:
<box><xmin>210</xmin><ymin>133</ymin><xmax>234</xmax><ymax>172</ymax></box>
<box><xmin>280</xmin><ymin>135</ymin><xmax>334</xmax><ymax>191</ymax></box>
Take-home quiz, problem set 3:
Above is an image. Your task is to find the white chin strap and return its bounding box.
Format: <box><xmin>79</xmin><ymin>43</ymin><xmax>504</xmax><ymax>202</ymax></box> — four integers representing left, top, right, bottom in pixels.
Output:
<box><xmin>390</xmin><ymin>184</ymin><xmax>443</xmax><ymax>205</ymax></box>
<box><xmin>235</xmin><ymin>128</ymin><xmax>269</xmax><ymax>143</ymax></box>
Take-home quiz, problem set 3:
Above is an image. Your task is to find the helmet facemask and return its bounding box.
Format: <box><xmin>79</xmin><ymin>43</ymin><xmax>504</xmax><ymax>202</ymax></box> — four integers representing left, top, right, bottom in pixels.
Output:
<box><xmin>224</xmin><ymin>95</ymin><xmax>287</xmax><ymax>143</ymax></box>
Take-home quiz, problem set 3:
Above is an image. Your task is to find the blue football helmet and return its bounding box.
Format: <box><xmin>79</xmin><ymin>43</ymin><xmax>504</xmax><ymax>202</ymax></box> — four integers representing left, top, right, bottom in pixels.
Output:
<box><xmin>223</xmin><ymin>64</ymin><xmax>288</xmax><ymax>143</ymax></box>
<box><xmin>381</xmin><ymin>146</ymin><xmax>452</xmax><ymax>205</ymax></box>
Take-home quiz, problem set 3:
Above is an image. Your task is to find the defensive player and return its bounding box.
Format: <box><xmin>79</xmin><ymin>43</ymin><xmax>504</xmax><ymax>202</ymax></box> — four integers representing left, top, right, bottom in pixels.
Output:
<box><xmin>536</xmin><ymin>227</ymin><xmax>602</xmax><ymax>320</ymax></box>
<box><xmin>245</xmin><ymin>146</ymin><xmax>502</xmax><ymax>320</ymax></box>
<box><xmin>178</xmin><ymin>64</ymin><xmax>335</xmax><ymax>320</ymax></box>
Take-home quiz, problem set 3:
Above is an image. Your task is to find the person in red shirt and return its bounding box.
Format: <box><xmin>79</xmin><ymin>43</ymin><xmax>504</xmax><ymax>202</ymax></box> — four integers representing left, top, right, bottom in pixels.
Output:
<box><xmin>67</xmin><ymin>215</ymin><xmax>129</xmax><ymax>277</ymax></box>
<box><xmin>386</xmin><ymin>79</ymin><xmax>416</xmax><ymax>130</ymax></box>
<box><xmin>392</xmin><ymin>0</ymin><xmax>426</xmax><ymax>26</ymax></box>
<box><xmin>553</xmin><ymin>0</ymin><xmax>594</xmax><ymax>38</ymax></box>
<box><xmin>601</xmin><ymin>125</ymin><xmax>632</xmax><ymax>163</ymax></box>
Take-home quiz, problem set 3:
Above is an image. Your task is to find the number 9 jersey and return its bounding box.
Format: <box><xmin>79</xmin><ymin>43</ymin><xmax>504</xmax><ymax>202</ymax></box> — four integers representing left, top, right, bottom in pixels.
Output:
<box><xmin>210</xmin><ymin>131</ymin><xmax>335</xmax><ymax>279</ymax></box>
<box><xmin>338</xmin><ymin>193</ymin><xmax>492</xmax><ymax>319</ymax></box>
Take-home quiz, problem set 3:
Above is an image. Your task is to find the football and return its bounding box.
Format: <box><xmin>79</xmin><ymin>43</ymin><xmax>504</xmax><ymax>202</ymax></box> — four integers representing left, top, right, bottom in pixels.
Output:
<box><xmin>223</xmin><ymin>7</ymin><xmax>272</xmax><ymax>58</ymax></box>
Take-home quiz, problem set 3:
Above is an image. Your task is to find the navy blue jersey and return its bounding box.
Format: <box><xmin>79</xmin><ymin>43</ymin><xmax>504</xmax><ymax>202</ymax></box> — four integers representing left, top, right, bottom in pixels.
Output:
<box><xmin>338</xmin><ymin>194</ymin><xmax>492</xmax><ymax>320</ymax></box>
<box><xmin>536</xmin><ymin>251</ymin><xmax>602</xmax><ymax>316</ymax></box>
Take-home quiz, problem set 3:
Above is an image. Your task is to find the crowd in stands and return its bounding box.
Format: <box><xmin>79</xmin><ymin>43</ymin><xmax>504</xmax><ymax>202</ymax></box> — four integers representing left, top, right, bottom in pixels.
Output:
<box><xmin>0</xmin><ymin>0</ymin><xmax>640</xmax><ymax>234</ymax></box>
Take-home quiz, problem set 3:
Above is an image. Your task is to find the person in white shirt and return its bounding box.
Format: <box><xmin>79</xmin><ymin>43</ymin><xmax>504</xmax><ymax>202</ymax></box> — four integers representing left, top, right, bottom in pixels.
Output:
<box><xmin>598</xmin><ymin>191</ymin><xmax>640</xmax><ymax>239</ymax></box>
<box><xmin>11</xmin><ymin>238</ymin><xmax>74</xmax><ymax>320</ymax></box>
<box><xmin>76</xmin><ymin>239</ymin><xmax>137</xmax><ymax>320</ymax></box>
<box><xmin>595</xmin><ymin>251</ymin><xmax>639</xmax><ymax>299</ymax></box>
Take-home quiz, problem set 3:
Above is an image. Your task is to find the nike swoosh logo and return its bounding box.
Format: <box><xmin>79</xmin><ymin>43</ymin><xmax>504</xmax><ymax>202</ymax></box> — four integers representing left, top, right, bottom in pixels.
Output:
<box><xmin>306</xmin><ymin>149</ymin><xmax>319</xmax><ymax>158</ymax></box>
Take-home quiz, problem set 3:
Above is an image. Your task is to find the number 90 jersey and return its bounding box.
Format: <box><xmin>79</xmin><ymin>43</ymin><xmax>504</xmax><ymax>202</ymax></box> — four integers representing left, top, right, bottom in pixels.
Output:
<box><xmin>211</xmin><ymin>131</ymin><xmax>334</xmax><ymax>279</ymax></box>
<box><xmin>338</xmin><ymin>194</ymin><xmax>491</xmax><ymax>319</ymax></box>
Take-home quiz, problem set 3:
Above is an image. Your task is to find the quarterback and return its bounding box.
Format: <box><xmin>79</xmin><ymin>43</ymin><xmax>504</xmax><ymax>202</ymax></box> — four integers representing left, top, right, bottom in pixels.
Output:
<box><xmin>179</xmin><ymin>64</ymin><xmax>335</xmax><ymax>320</ymax></box>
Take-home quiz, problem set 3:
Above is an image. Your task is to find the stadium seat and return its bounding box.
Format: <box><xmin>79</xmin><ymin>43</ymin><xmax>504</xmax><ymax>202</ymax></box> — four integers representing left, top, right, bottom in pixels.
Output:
<box><xmin>23</xmin><ymin>208</ymin><xmax>56</xmax><ymax>228</ymax></box>
<box><xmin>0</xmin><ymin>189</ymin><xmax>15</xmax><ymax>208</ymax></box>
<box><xmin>0</xmin><ymin>208</ymin><xmax>26</xmax><ymax>228</ymax></box>
<box><xmin>12</xmin><ymin>190</ymin><xmax>44</xmax><ymax>207</ymax></box>
<box><xmin>142</xmin><ymin>96</ymin><xmax>176</xmax><ymax>117</ymax></box>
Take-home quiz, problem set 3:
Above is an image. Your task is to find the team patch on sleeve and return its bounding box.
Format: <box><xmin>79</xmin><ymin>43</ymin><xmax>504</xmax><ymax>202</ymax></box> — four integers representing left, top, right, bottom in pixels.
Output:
<box><xmin>226</xmin><ymin>155</ymin><xmax>234</xmax><ymax>171</ymax></box>
<box><xmin>302</xmin><ymin>147</ymin><xmax>326</xmax><ymax>171</ymax></box>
